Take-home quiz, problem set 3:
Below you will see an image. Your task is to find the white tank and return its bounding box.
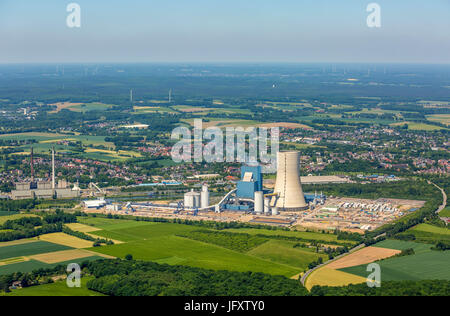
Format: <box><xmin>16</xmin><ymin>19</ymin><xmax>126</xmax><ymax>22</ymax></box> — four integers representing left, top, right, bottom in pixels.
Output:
<box><xmin>200</xmin><ymin>184</ymin><xmax>209</xmax><ymax>208</ymax></box>
<box><xmin>264</xmin><ymin>197</ymin><xmax>271</xmax><ymax>214</ymax></box>
<box><xmin>184</xmin><ymin>189</ymin><xmax>201</xmax><ymax>208</ymax></box>
<box><xmin>254</xmin><ymin>191</ymin><xmax>264</xmax><ymax>214</ymax></box>
<box><xmin>272</xmin><ymin>151</ymin><xmax>308</xmax><ymax>211</ymax></box>
<box><xmin>272</xmin><ymin>207</ymin><xmax>279</xmax><ymax>216</ymax></box>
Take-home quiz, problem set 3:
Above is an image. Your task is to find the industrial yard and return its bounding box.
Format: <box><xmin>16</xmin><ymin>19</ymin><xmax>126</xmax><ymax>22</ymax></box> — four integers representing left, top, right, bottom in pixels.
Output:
<box><xmin>81</xmin><ymin>195</ymin><xmax>425</xmax><ymax>232</ymax></box>
<box><xmin>79</xmin><ymin>151</ymin><xmax>427</xmax><ymax>232</ymax></box>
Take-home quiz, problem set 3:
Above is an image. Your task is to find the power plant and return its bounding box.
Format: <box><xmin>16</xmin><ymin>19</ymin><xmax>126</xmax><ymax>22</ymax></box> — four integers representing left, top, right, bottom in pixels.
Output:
<box><xmin>11</xmin><ymin>147</ymin><xmax>80</xmax><ymax>200</ymax></box>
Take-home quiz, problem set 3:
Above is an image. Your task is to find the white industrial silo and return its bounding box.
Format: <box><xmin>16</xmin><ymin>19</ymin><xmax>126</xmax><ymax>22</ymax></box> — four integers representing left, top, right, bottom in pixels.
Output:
<box><xmin>184</xmin><ymin>190</ymin><xmax>201</xmax><ymax>208</ymax></box>
<box><xmin>271</xmin><ymin>151</ymin><xmax>308</xmax><ymax>211</ymax></box>
<box><xmin>264</xmin><ymin>197</ymin><xmax>271</xmax><ymax>214</ymax></box>
<box><xmin>200</xmin><ymin>184</ymin><xmax>209</xmax><ymax>208</ymax></box>
<box><xmin>272</xmin><ymin>207</ymin><xmax>279</xmax><ymax>216</ymax></box>
<box><xmin>254</xmin><ymin>191</ymin><xmax>264</xmax><ymax>214</ymax></box>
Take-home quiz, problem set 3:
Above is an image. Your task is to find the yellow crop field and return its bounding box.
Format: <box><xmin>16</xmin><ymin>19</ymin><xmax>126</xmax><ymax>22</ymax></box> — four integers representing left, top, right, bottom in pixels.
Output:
<box><xmin>65</xmin><ymin>223</ymin><xmax>101</xmax><ymax>233</ymax></box>
<box><xmin>326</xmin><ymin>247</ymin><xmax>400</xmax><ymax>270</ymax></box>
<box><xmin>0</xmin><ymin>239</ymin><xmax>37</xmax><ymax>248</ymax></box>
<box><xmin>38</xmin><ymin>233</ymin><xmax>94</xmax><ymax>249</ymax></box>
<box><xmin>29</xmin><ymin>249</ymin><xmax>94</xmax><ymax>264</ymax></box>
<box><xmin>306</xmin><ymin>267</ymin><xmax>367</xmax><ymax>290</ymax></box>
<box><xmin>84</xmin><ymin>148</ymin><xmax>142</xmax><ymax>158</ymax></box>
<box><xmin>0</xmin><ymin>257</ymin><xmax>29</xmax><ymax>266</ymax></box>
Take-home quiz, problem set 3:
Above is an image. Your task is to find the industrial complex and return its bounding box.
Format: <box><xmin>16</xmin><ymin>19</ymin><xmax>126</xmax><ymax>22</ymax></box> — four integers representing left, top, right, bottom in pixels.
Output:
<box><xmin>80</xmin><ymin>150</ymin><xmax>424</xmax><ymax>232</ymax></box>
<box><xmin>11</xmin><ymin>147</ymin><xmax>80</xmax><ymax>200</ymax></box>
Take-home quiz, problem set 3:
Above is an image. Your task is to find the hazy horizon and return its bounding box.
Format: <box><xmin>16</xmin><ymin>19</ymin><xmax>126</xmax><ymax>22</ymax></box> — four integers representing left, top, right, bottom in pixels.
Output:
<box><xmin>1</xmin><ymin>0</ymin><xmax>449</xmax><ymax>64</ymax></box>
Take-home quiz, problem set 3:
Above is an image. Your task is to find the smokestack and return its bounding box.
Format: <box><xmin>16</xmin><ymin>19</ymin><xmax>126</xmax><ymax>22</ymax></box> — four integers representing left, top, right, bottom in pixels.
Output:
<box><xmin>52</xmin><ymin>147</ymin><xmax>55</xmax><ymax>189</ymax></box>
<box><xmin>271</xmin><ymin>151</ymin><xmax>308</xmax><ymax>211</ymax></box>
<box><xmin>30</xmin><ymin>147</ymin><xmax>34</xmax><ymax>182</ymax></box>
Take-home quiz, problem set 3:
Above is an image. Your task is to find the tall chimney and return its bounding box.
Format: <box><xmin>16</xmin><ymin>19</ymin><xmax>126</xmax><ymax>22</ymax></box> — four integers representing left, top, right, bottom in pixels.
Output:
<box><xmin>30</xmin><ymin>147</ymin><xmax>34</xmax><ymax>182</ymax></box>
<box><xmin>52</xmin><ymin>147</ymin><xmax>55</xmax><ymax>189</ymax></box>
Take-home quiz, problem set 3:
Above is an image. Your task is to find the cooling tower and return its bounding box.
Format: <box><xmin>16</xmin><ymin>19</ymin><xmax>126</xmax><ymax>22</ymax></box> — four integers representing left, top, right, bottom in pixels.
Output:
<box><xmin>271</xmin><ymin>151</ymin><xmax>308</xmax><ymax>211</ymax></box>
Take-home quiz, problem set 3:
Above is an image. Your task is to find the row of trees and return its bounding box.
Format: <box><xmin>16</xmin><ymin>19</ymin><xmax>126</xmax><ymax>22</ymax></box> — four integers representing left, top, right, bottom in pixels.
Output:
<box><xmin>0</xmin><ymin>210</ymin><xmax>77</xmax><ymax>242</ymax></box>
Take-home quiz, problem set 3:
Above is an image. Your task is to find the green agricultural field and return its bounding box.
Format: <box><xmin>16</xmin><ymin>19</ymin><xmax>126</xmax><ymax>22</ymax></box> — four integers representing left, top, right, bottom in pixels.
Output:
<box><xmin>69</xmin><ymin>102</ymin><xmax>116</xmax><ymax>112</ymax></box>
<box><xmin>0</xmin><ymin>211</ymin><xmax>20</xmax><ymax>217</ymax></box>
<box><xmin>340</xmin><ymin>250</ymin><xmax>450</xmax><ymax>281</ymax></box>
<box><xmin>88</xmin><ymin>222</ymin><xmax>200</xmax><ymax>242</ymax></box>
<box><xmin>0</xmin><ymin>256</ymin><xmax>105</xmax><ymax>276</ymax></box>
<box><xmin>223</xmin><ymin>227</ymin><xmax>355</xmax><ymax>245</ymax></box>
<box><xmin>373</xmin><ymin>239</ymin><xmax>432</xmax><ymax>254</ymax></box>
<box><xmin>404</xmin><ymin>223</ymin><xmax>450</xmax><ymax>243</ymax></box>
<box><xmin>0</xmin><ymin>132</ymin><xmax>115</xmax><ymax>154</ymax></box>
<box><xmin>2</xmin><ymin>276</ymin><xmax>105</xmax><ymax>296</ymax></box>
<box><xmin>340</xmin><ymin>239</ymin><xmax>450</xmax><ymax>281</ymax></box>
<box><xmin>390</xmin><ymin>122</ymin><xmax>446</xmax><ymax>131</ymax></box>
<box><xmin>84</xmin><ymin>220</ymin><xmax>303</xmax><ymax>277</ymax></box>
<box><xmin>426</xmin><ymin>114</ymin><xmax>450</xmax><ymax>126</ymax></box>
<box><xmin>440</xmin><ymin>207</ymin><xmax>450</xmax><ymax>217</ymax></box>
<box><xmin>77</xmin><ymin>216</ymin><xmax>158</xmax><ymax>230</ymax></box>
<box><xmin>0</xmin><ymin>241</ymin><xmax>72</xmax><ymax>260</ymax></box>
<box><xmin>0</xmin><ymin>214</ymin><xmax>39</xmax><ymax>225</ymax></box>
<box><xmin>248</xmin><ymin>240</ymin><xmax>328</xmax><ymax>270</ymax></box>
<box><xmin>89</xmin><ymin>235</ymin><xmax>299</xmax><ymax>277</ymax></box>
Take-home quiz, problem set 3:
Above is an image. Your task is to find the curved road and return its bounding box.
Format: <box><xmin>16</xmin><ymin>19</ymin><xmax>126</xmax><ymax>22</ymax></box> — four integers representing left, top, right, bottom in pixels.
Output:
<box><xmin>428</xmin><ymin>181</ymin><xmax>447</xmax><ymax>215</ymax></box>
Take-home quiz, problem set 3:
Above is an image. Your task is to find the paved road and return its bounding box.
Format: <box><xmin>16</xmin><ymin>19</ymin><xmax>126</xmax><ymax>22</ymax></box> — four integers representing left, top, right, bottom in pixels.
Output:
<box><xmin>428</xmin><ymin>181</ymin><xmax>447</xmax><ymax>215</ymax></box>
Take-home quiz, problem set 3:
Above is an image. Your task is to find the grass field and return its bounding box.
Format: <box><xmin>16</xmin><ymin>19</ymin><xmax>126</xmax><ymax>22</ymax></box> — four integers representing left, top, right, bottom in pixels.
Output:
<box><xmin>0</xmin><ymin>241</ymin><xmax>72</xmax><ymax>260</ymax></box>
<box><xmin>440</xmin><ymin>207</ymin><xmax>450</xmax><ymax>217</ymax></box>
<box><xmin>0</xmin><ymin>211</ymin><xmax>20</xmax><ymax>217</ymax></box>
<box><xmin>426</xmin><ymin>114</ymin><xmax>450</xmax><ymax>126</ymax></box>
<box><xmin>339</xmin><ymin>239</ymin><xmax>450</xmax><ymax>281</ymax></box>
<box><xmin>340</xmin><ymin>250</ymin><xmax>450</xmax><ymax>281</ymax></box>
<box><xmin>81</xmin><ymin>218</ymin><xmax>308</xmax><ymax>277</ymax></box>
<box><xmin>390</xmin><ymin>122</ymin><xmax>446</xmax><ymax>131</ymax></box>
<box><xmin>0</xmin><ymin>132</ymin><xmax>115</xmax><ymax>155</ymax></box>
<box><xmin>247</xmin><ymin>240</ymin><xmax>328</xmax><ymax>270</ymax></box>
<box><xmin>223</xmin><ymin>227</ymin><xmax>355</xmax><ymax>245</ymax></box>
<box><xmin>0</xmin><ymin>213</ymin><xmax>39</xmax><ymax>225</ymax></box>
<box><xmin>405</xmin><ymin>224</ymin><xmax>450</xmax><ymax>243</ymax></box>
<box><xmin>0</xmin><ymin>256</ymin><xmax>105</xmax><ymax>276</ymax></box>
<box><xmin>373</xmin><ymin>239</ymin><xmax>435</xmax><ymax>254</ymax></box>
<box><xmin>2</xmin><ymin>276</ymin><xmax>105</xmax><ymax>296</ymax></box>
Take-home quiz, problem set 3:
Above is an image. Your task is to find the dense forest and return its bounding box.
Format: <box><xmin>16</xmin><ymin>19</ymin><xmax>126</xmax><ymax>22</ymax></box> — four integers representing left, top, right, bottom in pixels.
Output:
<box><xmin>3</xmin><ymin>258</ymin><xmax>448</xmax><ymax>296</ymax></box>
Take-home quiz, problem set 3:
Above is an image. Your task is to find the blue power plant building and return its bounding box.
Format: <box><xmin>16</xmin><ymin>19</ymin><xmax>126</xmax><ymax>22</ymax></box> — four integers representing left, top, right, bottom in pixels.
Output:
<box><xmin>236</xmin><ymin>165</ymin><xmax>263</xmax><ymax>199</ymax></box>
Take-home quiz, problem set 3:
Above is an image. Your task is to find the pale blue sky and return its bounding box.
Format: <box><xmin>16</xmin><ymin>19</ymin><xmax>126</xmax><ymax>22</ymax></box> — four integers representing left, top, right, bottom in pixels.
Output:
<box><xmin>0</xmin><ymin>0</ymin><xmax>449</xmax><ymax>63</ymax></box>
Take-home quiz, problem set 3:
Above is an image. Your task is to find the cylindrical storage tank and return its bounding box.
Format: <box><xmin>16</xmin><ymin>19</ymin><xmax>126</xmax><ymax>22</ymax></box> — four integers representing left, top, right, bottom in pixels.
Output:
<box><xmin>184</xmin><ymin>193</ymin><xmax>194</xmax><ymax>209</ymax></box>
<box><xmin>193</xmin><ymin>192</ymin><xmax>201</xmax><ymax>208</ymax></box>
<box><xmin>264</xmin><ymin>197</ymin><xmax>271</xmax><ymax>214</ymax></box>
<box><xmin>272</xmin><ymin>207</ymin><xmax>279</xmax><ymax>216</ymax></box>
<box><xmin>201</xmin><ymin>185</ymin><xmax>209</xmax><ymax>209</ymax></box>
<box><xmin>254</xmin><ymin>191</ymin><xmax>264</xmax><ymax>214</ymax></box>
<box><xmin>184</xmin><ymin>190</ymin><xmax>200</xmax><ymax>209</ymax></box>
